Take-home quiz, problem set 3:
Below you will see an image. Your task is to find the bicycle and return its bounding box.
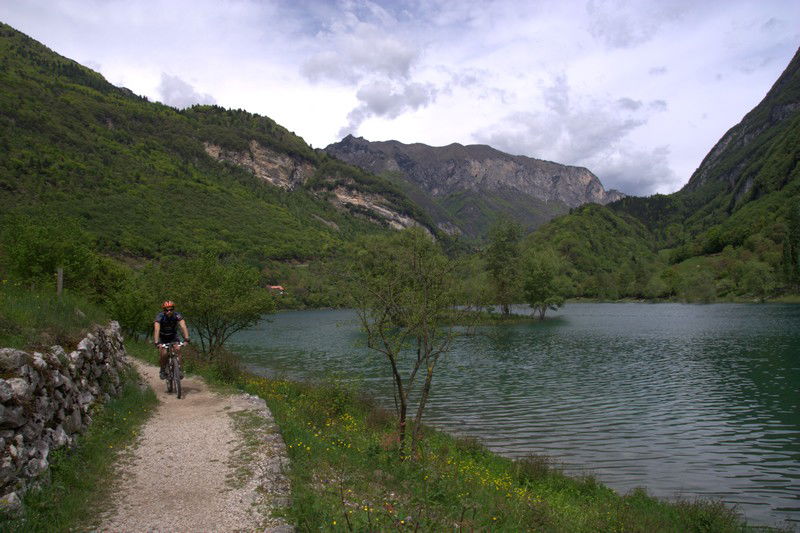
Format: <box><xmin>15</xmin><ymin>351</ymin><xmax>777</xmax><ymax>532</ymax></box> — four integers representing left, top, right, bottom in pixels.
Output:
<box><xmin>159</xmin><ymin>341</ymin><xmax>184</xmax><ymax>399</ymax></box>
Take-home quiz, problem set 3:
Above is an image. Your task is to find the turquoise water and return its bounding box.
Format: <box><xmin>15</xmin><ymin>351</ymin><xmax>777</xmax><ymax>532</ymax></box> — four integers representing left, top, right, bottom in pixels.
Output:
<box><xmin>232</xmin><ymin>303</ymin><xmax>800</xmax><ymax>528</ymax></box>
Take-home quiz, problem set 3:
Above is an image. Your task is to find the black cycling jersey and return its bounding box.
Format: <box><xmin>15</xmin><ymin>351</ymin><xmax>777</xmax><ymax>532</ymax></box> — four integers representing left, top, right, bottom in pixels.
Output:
<box><xmin>155</xmin><ymin>310</ymin><xmax>184</xmax><ymax>342</ymax></box>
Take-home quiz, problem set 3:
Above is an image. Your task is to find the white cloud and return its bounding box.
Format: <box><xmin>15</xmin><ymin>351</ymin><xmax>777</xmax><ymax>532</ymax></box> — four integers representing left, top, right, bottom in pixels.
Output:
<box><xmin>0</xmin><ymin>0</ymin><xmax>798</xmax><ymax>195</ymax></box>
<box><xmin>157</xmin><ymin>73</ymin><xmax>216</xmax><ymax>109</ymax></box>
<box><xmin>340</xmin><ymin>80</ymin><xmax>437</xmax><ymax>137</ymax></box>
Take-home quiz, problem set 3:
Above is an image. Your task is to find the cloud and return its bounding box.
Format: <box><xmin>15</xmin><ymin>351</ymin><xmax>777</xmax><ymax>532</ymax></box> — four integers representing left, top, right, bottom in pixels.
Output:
<box><xmin>157</xmin><ymin>73</ymin><xmax>216</xmax><ymax>109</ymax></box>
<box><xmin>473</xmin><ymin>74</ymin><xmax>674</xmax><ymax>195</ymax></box>
<box><xmin>590</xmin><ymin>145</ymin><xmax>677</xmax><ymax>196</ymax></box>
<box><xmin>617</xmin><ymin>97</ymin><xmax>643</xmax><ymax>111</ymax></box>
<box><xmin>300</xmin><ymin>5</ymin><xmax>418</xmax><ymax>85</ymax></box>
<box><xmin>585</xmin><ymin>0</ymin><xmax>687</xmax><ymax>49</ymax></box>
<box><xmin>339</xmin><ymin>80</ymin><xmax>437</xmax><ymax>137</ymax></box>
<box><xmin>648</xmin><ymin>66</ymin><xmax>668</xmax><ymax>76</ymax></box>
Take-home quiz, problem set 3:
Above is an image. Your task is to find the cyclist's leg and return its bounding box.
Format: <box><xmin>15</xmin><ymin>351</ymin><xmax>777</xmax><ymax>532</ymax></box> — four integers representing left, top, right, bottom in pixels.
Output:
<box><xmin>158</xmin><ymin>335</ymin><xmax>175</xmax><ymax>378</ymax></box>
<box><xmin>158</xmin><ymin>345</ymin><xmax>168</xmax><ymax>378</ymax></box>
<box><xmin>174</xmin><ymin>344</ymin><xmax>183</xmax><ymax>377</ymax></box>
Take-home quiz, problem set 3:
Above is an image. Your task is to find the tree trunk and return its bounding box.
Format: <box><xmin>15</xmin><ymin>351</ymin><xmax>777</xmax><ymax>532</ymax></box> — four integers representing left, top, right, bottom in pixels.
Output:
<box><xmin>411</xmin><ymin>362</ymin><xmax>435</xmax><ymax>454</ymax></box>
<box><xmin>56</xmin><ymin>266</ymin><xmax>63</xmax><ymax>298</ymax></box>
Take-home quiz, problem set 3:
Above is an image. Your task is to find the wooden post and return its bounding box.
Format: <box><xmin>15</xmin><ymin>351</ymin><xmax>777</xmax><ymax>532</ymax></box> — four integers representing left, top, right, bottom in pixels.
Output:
<box><xmin>57</xmin><ymin>267</ymin><xmax>63</xmax><ymax>298</ymax></box>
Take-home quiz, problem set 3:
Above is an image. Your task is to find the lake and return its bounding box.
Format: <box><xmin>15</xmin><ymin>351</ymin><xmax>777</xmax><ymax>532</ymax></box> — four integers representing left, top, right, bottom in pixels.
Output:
<box><xmin>231</xmin><ymin>303</ymin><xmax>800</xmax><ymax>528</ymax></box>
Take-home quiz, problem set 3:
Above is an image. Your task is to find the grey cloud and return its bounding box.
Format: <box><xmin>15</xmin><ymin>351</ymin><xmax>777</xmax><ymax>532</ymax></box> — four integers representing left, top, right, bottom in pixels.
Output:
<box><xmin>585</xmin><ymin>0</ymin><xmax>688</xmax><ymax>49</ymax></box>
<box><xmin>473</xmin><ymin>74</ymin><xmax>673</xmax><ymax>195</ymax></box>
<box><xmin>339</xmin><ymin>80</ymin><xmax>436</xmax><ymax>137</ymax></box>
<box><xmin>649</xmin><ymin>100</ymin><xmax>667</xmax><ymax>111</ymax></box>
<box><xmin>157</xmin><ymin>73</ymin><xmax>216</xmax><ymax>109</ymax></box>
<box><xmin>617</xmin><ymin>97</ymin><xmax>643</xmax><ymax>111</ymax></box>
<box><xmin>543</xmin><ymin>74</ymin><xmax>569</xmax><ymax>114</ymax></box>
<box><xmin>300</xmin><ymin>2</ymin><xmax>420</xmax><ymax>84</ymax></box>
<box><xmin>590</xmin><ymin>145</ymin><xmax>677</xmax><ymax>196</ymax></box>
<box><xmin>301</xmin><ymin>35</ymin><xmax>417</xmax><ymax>84</ymax></box>
<box><xmin>649</xmin><ymin>66</ymin><xmax>667</xmax><ymax>76</ymax></box>
<box><xmin>761</xmin><ymin>17</ymin><xmax>779</xmax><ymax>32</ymax></box>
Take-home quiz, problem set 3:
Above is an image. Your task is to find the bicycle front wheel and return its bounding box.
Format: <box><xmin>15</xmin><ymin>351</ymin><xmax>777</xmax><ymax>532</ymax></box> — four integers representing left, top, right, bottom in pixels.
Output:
<box><xmin>172</xmin><ymin>357</ymin><xmax>182</xmax><ymax>399</ymax></box>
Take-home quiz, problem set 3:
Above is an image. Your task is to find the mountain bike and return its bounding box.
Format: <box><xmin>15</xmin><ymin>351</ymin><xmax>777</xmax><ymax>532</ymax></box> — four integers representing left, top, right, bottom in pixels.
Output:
<box><xmin>159</xmin><ymin>341</ymin><xmax>184</xmax><ymax>399</ymax></box>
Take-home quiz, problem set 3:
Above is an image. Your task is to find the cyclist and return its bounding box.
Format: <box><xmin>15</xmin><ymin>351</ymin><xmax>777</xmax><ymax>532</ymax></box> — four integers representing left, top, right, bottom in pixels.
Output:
<box><xmin>153</xmin><ymin>300</ymin><xmax>190</xmax><ymax>379</ymax></box>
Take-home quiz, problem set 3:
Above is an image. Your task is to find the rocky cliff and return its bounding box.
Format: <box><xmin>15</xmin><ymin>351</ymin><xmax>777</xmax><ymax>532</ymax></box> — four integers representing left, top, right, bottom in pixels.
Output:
<box><xmin>325</xmin><ymin>136</ymin><xmax>623</xmax><ymax>238</ymax></box>
<box><xmin>681</xmin><ymin>46</ymin><xmax>800</xmax><ymax>202</ymax></box>
<box><xmin>203</xmin><ymin>140</ymin><xmax>433</xmax><ymax>233</ymax></box>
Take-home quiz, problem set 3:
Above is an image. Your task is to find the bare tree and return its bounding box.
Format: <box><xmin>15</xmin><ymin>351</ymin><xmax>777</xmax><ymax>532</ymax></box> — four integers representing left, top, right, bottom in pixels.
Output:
<box><xmin>350</xmin><ymin>228</ymin><xmax>460</xmax><ymax>459</ymax></box>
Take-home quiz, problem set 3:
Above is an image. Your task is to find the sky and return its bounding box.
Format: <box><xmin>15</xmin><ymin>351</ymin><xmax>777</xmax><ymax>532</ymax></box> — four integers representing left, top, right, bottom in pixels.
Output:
<box><xmin>1</xmin><ymin>1</ymin><xmax>799</xmax><ymax>196</ymax></box>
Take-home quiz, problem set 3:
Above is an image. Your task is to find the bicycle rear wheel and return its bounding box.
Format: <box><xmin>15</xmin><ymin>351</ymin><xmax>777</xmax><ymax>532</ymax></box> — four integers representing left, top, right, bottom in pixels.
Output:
<box><xmin>172</xmin><ymin>356</ymin><xmax>182</xmax><ymax>399</ymax></box>
<box><xmin>165</xmin><ymin>347</ymin><xmax>174</xmax><ymax>393</ymax></box>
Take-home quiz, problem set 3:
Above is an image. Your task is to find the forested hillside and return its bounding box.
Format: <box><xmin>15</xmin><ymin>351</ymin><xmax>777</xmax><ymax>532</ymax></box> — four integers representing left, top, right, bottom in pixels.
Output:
<box><xmin>0</xmin><ymin>23</ymin><xmax>434</xmax><ymax>265</ymax></box>
<box><xmin>524</xmin><ymin>46</ymin><xmax>800</xmax><ymax>301</ymax></box>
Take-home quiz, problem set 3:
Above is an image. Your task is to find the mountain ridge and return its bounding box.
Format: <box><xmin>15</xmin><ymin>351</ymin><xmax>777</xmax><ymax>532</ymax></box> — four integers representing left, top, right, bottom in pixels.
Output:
<box><xmin>325</xmin><ymin>134</ymin><xmax>623</xmax><ymax>238</ymax></box>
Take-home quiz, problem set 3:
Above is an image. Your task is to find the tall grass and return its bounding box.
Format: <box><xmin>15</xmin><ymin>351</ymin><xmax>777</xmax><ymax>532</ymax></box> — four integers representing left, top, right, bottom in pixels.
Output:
<box><xmin>231</xmin><ymin>375</ymin><xmax>751</xmax><ymax>532</ymax></box>
<box><xmin>0</xmin><ymin>283</ymin><xmax>107</xmax><ymax>349</ymax></box>
<box><xmin>0</xmin><ymin>368</ymin><xmax>157</xmax><ymax>532</ymax></box>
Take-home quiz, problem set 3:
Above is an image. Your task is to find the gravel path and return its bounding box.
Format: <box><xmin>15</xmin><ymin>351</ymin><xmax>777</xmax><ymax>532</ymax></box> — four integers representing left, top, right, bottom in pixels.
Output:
<box><xmin>98</xmin><ymin>359</ymin><xmax>292</xmax><ymax>532</ymax></box>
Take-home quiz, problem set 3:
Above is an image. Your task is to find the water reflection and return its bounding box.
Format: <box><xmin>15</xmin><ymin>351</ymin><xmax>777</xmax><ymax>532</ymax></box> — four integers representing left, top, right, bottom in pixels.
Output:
<box><xmin>232</xmin><ymin>303</ymin><xmax>800</xmax><ymax>528</ymax></box>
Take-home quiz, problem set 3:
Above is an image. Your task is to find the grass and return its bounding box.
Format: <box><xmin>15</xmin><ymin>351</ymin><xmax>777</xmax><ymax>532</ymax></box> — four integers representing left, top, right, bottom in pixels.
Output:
<box><xmin>119</xmin><ymin>339</ymin><xmax>766</xmax><ymax>531</ymax></box>
<box><xmin>0</xmin><ymin>283</ymin><xmax>108</xmax><ymax>350</ymax></box>
<box><xmin>0</xmin><ymin>366</ymin><xmax>157</xmax><ymax>532</ymax></box>
<box><xmin>213</xmin><ymin>372</ymin><xmax>750</xmax><ymax>532</ymax></box>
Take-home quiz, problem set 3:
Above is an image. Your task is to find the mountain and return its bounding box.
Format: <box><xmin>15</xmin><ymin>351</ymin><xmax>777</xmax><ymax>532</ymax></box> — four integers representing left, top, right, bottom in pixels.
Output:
<box><xmin>325</xmin><ymin>135</ymin><xmax>623</xmax><ymax>239</ymax></box>
<box><xmin>611</xmin><ymin>46</ymin><xmax>800</xmax><ymax>258</ymax></box>
<box><xmin>0</xmin><ymin>22</ymin><xmax>436</xmax><ymax>266</ymax></box>
<box><xmin>534</xmin><ymin>46</ymin><xmax>800</xmax><ymax>299</ymax></box>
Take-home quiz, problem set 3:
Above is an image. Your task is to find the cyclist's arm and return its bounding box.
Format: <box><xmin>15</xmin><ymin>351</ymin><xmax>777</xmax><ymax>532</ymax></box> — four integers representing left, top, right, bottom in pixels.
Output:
<box><xmin>153</xmin><ymin>321</ymin><xmax>161</xmax><ymax>344</ymax></box>
<box><xmin>179</xmin><ymin>319</ymin><xmax>190</xmax><ymax>342</ymax></box>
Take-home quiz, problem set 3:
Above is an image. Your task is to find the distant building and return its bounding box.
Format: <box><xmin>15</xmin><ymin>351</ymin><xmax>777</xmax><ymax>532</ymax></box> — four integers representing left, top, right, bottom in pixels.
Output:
<box><xmin>268</xmin><ymin>285</ymin><xmax>285</xmax><ymax>294</ymax></box>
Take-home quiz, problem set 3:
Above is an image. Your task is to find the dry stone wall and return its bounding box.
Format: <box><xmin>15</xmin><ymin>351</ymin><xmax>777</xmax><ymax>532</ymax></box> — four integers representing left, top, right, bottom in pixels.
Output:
<box><xmin>0</xmin><ymin>322</ymin><xmax>129</xmax><ymax>512</ymax></box>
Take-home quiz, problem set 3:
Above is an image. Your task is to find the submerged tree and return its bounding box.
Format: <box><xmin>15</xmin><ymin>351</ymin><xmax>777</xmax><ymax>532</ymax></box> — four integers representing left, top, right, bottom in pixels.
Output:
<box><xmin>350</xmin><ymin>227</ymin><xmax>460</xmax><ymax>459</ymax></box>
<box><xmin>485</xmin><ymin>218</ymin><xmax>521</xmax><ymax>316</ymax></box>
<box><xmin>522</xmin><ymin>249</ymin><xmax>567</xmax><ymax>320</ymax></box>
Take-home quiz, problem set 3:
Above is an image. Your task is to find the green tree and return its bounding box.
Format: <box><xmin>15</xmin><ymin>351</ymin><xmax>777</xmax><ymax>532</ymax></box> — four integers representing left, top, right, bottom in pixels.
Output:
<box><xmin>485</xmin><ymin>219</ymin><xmax>521</xmax><ymax>316</ymax></box>
<box><xmin>0</xmin><ymin>213</ymin><xmax>94</xmax><ymax>291</ymax></box>
<box><xmin>351</xmin><ymin>228</ymin><xmax>459</xmax><ymax>459</ymax></box>
<box><xmin>740</xmin><ymin>260</ymin><xmax>777</xmax><ymax>301</ymax></box>
<box><xmin>169</xmin><ymin>256</ymin><xmax>275</xmax><ymax>355</ymax></box>
<box><xmin>784</xmin><ymin>204</ymin><xmax>800</xmax><ymax>289</ymax></box>
<box><xmin>107</xmin><ymin>266</ymin><xmax>159</xmax><ymax>339</ymax></box>
<box><xmin>522</xmin><ymin>249</ymin><xmax>567</xmax><ymax>320</ymax></box>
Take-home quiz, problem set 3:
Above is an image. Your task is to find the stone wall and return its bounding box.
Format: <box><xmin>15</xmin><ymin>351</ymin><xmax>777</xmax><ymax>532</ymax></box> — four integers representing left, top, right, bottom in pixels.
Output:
<box><xmin>0</xmin><ymin>322</ymin><xmax>130</xmax><ymax>511</ymax></box>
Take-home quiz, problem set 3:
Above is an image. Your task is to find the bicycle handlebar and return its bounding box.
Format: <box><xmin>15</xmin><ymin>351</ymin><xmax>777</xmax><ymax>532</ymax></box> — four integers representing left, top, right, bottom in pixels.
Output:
<box><xmin>156</xmin><ymin>341</ymin><xmax>186</xmax><ymax>348</ymax></box>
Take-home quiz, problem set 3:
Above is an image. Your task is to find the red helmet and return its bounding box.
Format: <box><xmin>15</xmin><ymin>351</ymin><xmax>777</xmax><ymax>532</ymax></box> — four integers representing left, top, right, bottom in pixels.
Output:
<box><xmin>161</xmin><ymin>300</ymin><xmax>175</xmax><ymax>310</ymax></box>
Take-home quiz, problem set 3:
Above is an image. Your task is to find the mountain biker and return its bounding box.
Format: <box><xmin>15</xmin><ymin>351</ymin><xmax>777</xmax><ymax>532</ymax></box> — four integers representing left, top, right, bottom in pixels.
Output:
<box><xmin>153</xmin><ymin>300</ymin><xmax>190</xmax><ymax>379</ymax></box>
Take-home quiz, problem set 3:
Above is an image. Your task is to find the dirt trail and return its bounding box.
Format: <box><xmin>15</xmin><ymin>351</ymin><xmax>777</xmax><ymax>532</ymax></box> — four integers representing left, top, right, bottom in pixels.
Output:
<box><xmin>98</xmin><ymin>359</ymin><xmax>292</xmax><ymax>532</ymax></box>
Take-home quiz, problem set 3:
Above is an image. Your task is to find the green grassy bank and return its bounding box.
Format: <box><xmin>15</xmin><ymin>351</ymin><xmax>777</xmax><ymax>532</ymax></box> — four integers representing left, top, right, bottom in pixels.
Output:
<box><xmin>0</xmin><ymin>368</ymin><xmax>157</xmax><ymax>532</ymax></box>
<box><xmin>0</xmin><ymin>284</ymin><xmax>107</xmax><ymax>350</ymax></box>
<box><xmin>165</xmin><ymin>348</ymin><xmax>751</xmax><ymax>532</ymax></box>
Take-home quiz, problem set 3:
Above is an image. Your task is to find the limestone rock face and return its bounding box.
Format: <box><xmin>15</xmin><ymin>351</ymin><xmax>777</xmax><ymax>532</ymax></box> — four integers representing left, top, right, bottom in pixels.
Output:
<box><xmin>203</xmin><ymin>139</ymin><xmax>432</xmax><ymax>233</ymax></box>
<box><xmin>325</xmin><ymin>136</ymin><xmax>623</xmax><ymax>207</ymax></box>
<box><xmin>325</xmin><ymin>135</ymin><xmax>624</xmax><ymax>237</ymax></box>
<box><xmin>204</xmin><ymin>140</ymin><xmax>315</xmax><ymax>190</ymax></box>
